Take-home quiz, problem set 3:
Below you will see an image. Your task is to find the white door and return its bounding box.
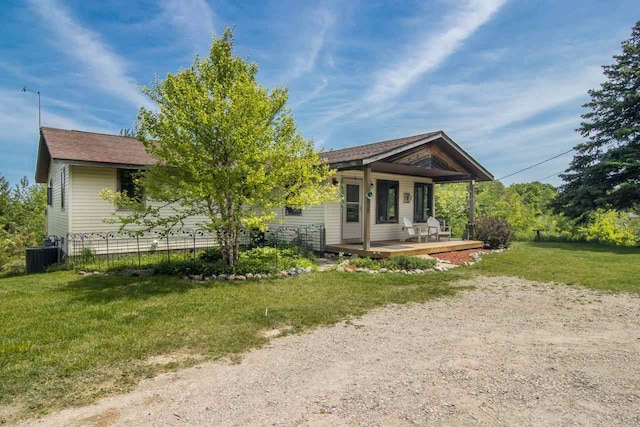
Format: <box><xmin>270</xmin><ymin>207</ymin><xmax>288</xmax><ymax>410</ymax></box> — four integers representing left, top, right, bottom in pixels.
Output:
<box><xmin>342</xmin><ymin>180</ymin><xmax>362</xmax><ymax>241</ymax></box>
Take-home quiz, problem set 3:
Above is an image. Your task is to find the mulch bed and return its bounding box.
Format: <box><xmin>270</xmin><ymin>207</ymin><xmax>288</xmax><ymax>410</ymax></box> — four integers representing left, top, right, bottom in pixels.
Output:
<box><xmin>431</xmin><ymin>248</ymin><xmax>490</xmax><ymax>265</ymax></box>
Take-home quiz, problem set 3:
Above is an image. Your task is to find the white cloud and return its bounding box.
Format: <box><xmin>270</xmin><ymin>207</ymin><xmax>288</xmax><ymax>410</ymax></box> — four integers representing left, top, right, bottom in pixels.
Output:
<box><xmin>29</xmin><ymin>0</ymin><xmax>152</xmax><ymax>109</ymax></box>
<box><xmin>0</xmin><ymin>89</ymin><xmax>115</xmax><ymax>139</ymax></box>
<box><xmin>290</xmin><ymin>77</ymin><xmax>329</xmax><ymax>108</ymax></box>
<box><xmin>290</xmin><ymin>7</ymin><xmax>335</xmax><ymax>80</ymax></box>
<box><xmin>365</xmin><ymin>0</ymin><xmax>508</xmax><ymax>106</ymax></box>
<box><xmin>161</xmin><ymin>0</ymin><xmax>215</xmax><ymax>54</ymax></box>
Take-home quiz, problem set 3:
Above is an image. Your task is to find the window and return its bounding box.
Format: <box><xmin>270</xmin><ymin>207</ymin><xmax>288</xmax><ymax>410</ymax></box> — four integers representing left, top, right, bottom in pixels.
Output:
<box><xmin>376</xmin><ymin>180</ymin><xmax>399</xmax><ymax>223</ymax></box>
<box><xmin>47</xmin><ymin>179</ymin><xmax>53</xmax><ymax>206</ymax></box>
<box><xmin>414</xmin><ymin>183</ymin><xmax>433</xmax><ymax>222</ymax></box>
<box><xmin>285</xmin><ymin>207</ymin><xmax>302</xmax><ymax>216</ymax></box>
<box><xmin>345</xmin><ymin>183</ymin><xmax>360</xmax><ymax>223</ymax></box>
<box><xmin>60</xmin><ymin>168</ymin><xmax>65</xmax><ymax>210</ymax></box>
<box><xmin>118</xmin><ymin>169</ymin><xmax>144</xmax><ymax>205</ymax></box>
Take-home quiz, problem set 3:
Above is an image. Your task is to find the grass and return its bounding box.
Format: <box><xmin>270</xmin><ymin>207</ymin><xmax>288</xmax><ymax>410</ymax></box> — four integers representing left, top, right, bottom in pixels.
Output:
<box><xmin>474</xmin><ymin>241</ymin><xmax>640</xmax><ymax>293</ymax></box>
<box><xmin>4</xmin><ymin>240</ymin><xmax>639</xmax><ymax>422</ymax></box>
<box><xmin>0</xmin><ymin>269</ymin><xmax>463</xmax><ymax>421</ymax></box>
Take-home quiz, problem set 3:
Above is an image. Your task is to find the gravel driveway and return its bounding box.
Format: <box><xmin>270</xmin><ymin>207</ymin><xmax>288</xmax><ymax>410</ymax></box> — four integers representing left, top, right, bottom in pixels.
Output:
<box><xmin>22</xmin><ymin>276</ymin><xmax>640</xmax><ymax>426</ymax></box>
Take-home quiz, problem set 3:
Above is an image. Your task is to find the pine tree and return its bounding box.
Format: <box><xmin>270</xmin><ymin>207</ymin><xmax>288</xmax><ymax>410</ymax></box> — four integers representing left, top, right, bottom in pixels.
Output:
<box><xmin>554</xmin><ymin>21</ymin><xmax>640</xmax><ymax>220</ymax></box>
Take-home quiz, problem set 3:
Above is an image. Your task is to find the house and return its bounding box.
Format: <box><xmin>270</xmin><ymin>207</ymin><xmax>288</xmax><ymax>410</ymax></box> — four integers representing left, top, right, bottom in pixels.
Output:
<box><xmin>35</xmin><ymin>127</ymin><xmax>493</xmax><ymax>257</ymax></box>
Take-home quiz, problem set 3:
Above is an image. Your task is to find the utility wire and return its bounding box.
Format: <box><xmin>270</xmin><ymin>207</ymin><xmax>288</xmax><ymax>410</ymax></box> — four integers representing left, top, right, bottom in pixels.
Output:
<box><xmin>538</xmin><ymin>170</ymin><xmax>566</xmax><ymax>182</ymax></box>
<box><xmin>498</xmin><ymin>148</ymin><xmax>575</xmax><ymax>180</ymax></box>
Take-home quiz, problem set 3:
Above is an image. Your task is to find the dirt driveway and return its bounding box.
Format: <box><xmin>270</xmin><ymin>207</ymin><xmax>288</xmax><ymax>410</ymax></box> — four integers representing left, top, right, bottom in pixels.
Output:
<box><xmin>22</xmin><ymin>276</ymin><xmax>640</xmax><ymax>426</ymax></box>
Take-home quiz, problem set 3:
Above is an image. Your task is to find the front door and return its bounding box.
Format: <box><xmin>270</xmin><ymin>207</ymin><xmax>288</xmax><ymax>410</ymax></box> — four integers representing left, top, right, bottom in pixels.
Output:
<box><xmin>342</xmin><ymin>180</ymin><xmax>362</xmax><ymax>241</ymax></box>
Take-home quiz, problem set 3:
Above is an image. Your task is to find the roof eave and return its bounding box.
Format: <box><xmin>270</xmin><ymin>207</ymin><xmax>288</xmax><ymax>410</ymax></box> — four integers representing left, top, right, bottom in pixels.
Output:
<box><xmin>361</xmin><ymin>133</ymin><xmax>443</xmax><ymax>165</ymax></box>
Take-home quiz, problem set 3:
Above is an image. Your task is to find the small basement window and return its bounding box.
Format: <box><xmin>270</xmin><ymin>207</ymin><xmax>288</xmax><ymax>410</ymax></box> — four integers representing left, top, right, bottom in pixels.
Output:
<box><xmin>376</xmin><ymin>180</ymin><xmax>399</xmax><ymax>223</ymax></box>
<box><xmin>118</xmin><ymin>169</ymin><xmax>144</xmax><ymax>204</ymax></box>
<box><xmin>285</xmin><ymin>207</ymin><xmax>302</xmax><ymax>216</ymax></box>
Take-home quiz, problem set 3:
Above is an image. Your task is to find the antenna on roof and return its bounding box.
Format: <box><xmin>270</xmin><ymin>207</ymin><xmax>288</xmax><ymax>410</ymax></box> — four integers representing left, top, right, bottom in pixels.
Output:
<box><xmin>21</xmin><ymin>85</ymin><xmax>41</xmax><ymax>129</ymax></box>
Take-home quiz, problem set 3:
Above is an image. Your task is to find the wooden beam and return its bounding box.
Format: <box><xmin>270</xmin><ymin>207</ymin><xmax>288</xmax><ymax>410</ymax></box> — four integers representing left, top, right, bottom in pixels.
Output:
<box><xmin>468</xmin><ymin>180</ymin><xmax>475</xmax><ymax>240</ymax></box>
<box><xmin>363</xmin><ymin>165</ymin><xmax>371</xmax><ymax>251</ymax></box>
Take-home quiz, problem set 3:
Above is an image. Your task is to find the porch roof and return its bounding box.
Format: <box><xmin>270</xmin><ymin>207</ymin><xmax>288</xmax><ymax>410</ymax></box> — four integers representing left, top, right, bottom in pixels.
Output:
<box><xmin>321</xmin><ymin>131</ymin><xmax>493</xmax><ymax>182</ymax></box>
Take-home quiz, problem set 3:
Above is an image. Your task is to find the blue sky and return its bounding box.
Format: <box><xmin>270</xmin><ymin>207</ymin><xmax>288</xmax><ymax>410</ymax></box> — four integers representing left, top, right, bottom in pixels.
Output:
<box><xmin>1</xmin><ymin>0</ymin><xmax>638</xmax><ymax>186</ymax></box>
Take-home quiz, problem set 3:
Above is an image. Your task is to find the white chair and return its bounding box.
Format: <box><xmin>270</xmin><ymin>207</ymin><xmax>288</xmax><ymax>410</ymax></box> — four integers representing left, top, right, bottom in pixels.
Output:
<box><xmin>401</xmin><ymin>217</ymin><xmax>429</xmax><ymax>242</ymax></box>
<box><xmin>426</xmin><ymin>216</ymin><xmax>452</xmax><ymax>241</ymax></box>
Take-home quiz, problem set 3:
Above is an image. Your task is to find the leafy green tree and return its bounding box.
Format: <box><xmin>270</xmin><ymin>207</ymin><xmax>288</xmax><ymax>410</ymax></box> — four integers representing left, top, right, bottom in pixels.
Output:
<box><xmin>554</xmin><ymin>21</ymin><xmax>640</xmax><ymax>220</ymax></box>
<box><xmin>434</xmin><ymin>183</ymin><xmax>468</xmax><ymax>236</ymax></box>
<box><xmin>0</xmin><ymin>175</ymin><xmax>46</xmax><ymax>275</ymax></box>
<box><xmin>103</xmin><ymin>29</ymin><xmax>336</xmax><ymax>265</ymax></box>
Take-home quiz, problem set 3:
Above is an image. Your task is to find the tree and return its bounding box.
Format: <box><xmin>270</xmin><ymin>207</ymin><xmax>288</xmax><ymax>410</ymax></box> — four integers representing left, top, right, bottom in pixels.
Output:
<box><xmin>103</xmin><ymin>28</ymin><xmax>337</xmax><ymax>265</ymax></box>
<box><xmin>554</xmin><ymin>21</ymin><xmax>640</xmax><ymax>220</ymax></box>
<box><xmin>0</xmin><ymin>175</ymin><xmax>46</xmax><ymax>275</ymax></box>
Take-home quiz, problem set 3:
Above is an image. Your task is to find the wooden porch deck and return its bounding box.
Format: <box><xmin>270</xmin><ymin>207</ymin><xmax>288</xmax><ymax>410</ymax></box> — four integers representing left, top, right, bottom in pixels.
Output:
<box><xmin>325</xmin><ymin>239</ymin><xmax>484</xmax><ymax>258</ymax></box>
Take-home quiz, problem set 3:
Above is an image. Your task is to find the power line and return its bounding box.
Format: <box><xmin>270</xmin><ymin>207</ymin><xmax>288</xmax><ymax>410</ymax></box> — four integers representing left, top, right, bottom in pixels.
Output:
<box><xmin>498</xmin><ymin>148</ymin><xmax>575</xmax><ymax>180</ymax></box>
<box><xmin>538</xmin><ymin>170</ymin><xmax>566</xmax><ymax>182</ymax></box>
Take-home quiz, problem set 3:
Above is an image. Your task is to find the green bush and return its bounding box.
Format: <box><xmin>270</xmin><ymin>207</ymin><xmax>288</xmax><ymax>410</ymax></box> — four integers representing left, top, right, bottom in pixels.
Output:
<box><xmin>578</xmin><ymin>210</ymin><xmax>636</xmax><ymax>246</ymax></box>
<box><xmin>476</xmin><ymin>216</ymin><xmax>515</xmax><ymax>249</ymax></box>
<box><xmin>349</xmin><ymin>257</ymin><xmax>380</xmax><ymax>270</ymax></box>
<box><xmin>381</xmin><ymin>255</ymin><xmax>436</xmax><ymax>270</ymax></box>
<box><xmin>348</xmin><ymin>255</ymin><xmax>436</xmax><ymax>271</ymax></box>
<box><xmin>198</xmin><ymin>247</ymin><xmax>222</xmax><ymax>263</ymax></box>
<box><xmin>143</xmin><ymin>246</ymin><xmax>317</xmax><ymax>277</ymax></box>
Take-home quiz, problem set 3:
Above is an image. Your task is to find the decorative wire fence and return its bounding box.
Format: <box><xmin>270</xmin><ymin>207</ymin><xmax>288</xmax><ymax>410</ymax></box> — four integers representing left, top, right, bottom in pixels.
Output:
<box><xmin>62</xmin><ymin>224</ymin><xmax>325</xmax><ymax>271</ymax></box>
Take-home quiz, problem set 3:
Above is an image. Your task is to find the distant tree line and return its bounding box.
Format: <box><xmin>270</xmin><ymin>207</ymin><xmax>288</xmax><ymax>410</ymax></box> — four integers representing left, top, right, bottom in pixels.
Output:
<box><xmin>436</xmin><ymin>181</ymin><xmax>639</xmax><ymax>246</ymax></box>
<box><xmin>0</xmin><ymin>175</ymin><xmax>46</xmax><ymax>275</ymax></box>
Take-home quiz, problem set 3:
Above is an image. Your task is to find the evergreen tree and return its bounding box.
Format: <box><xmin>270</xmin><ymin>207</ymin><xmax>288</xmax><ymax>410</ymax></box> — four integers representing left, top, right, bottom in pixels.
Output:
<box><xmin>554</xmin><ymin>21</ymin><xmax>640</xmax><ymax>220</ymax></box>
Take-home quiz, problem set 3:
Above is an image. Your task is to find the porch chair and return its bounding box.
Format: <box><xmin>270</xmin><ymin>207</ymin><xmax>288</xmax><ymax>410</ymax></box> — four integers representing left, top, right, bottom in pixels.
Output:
<box><xmin>426</xmin><ymin>216</ymin><xmax>452</xmax><ymax>241</ymax></box>
<box><xmin>401</xmin><ymin>217</ymin><xmax>429</xmax><ymax>242</ymax></box>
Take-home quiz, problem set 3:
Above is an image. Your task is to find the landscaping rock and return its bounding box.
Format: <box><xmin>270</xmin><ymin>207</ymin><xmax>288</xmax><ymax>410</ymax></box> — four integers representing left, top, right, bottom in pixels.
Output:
<box><xmin>379</xmin><ymin>268</ymin><xmax>388</xmax><ymax>273</ymax></box>
<box><xmin>281</xmin><ymin>270</ymin><xmax>289</xmax><ymax>276</ymax></box>
<box><xmin>304</xmin><ymin>266</ymin><xmax>313</xmax><ymax>273</ymax></box>
<box><xmin>345</xmin><ymin>265</ymin><xmax>356</xmax><ymax>272</ymax></box>
<box><xmin>236</xmin><ymin>275</ymin><xmax>247</xmax><ymax>281</ymax></box>
<box><xmin>246</xmin><ymin>273</ymin><xmax>254</xmax><ymax>280</ymax></box>
<box><xmin>217</xmin><ymin>274</ymin><xmax>228</xmax><ymax>281</ymax></box>
<box><xmin>414</xmin><ymin>269</ymin><xmax>424</xmax><ymax>274</ymax></box>
<box><xmin>434</xmin><ymin>266</ymin><xmax>444</xmax><ymax>272</ymax></box>
<box><xmin>336</xmin><ymin>266</ymin><xmax>345</xmax><ymax>272</ymax></box>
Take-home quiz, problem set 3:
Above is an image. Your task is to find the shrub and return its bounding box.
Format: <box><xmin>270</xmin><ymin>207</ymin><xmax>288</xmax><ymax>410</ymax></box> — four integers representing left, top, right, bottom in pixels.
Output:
<box><xmin>349</xmin><ymin>257</ymin><xmax>380</xmax><ymax>270</ymax></box>
<box><xmin>348</xmin><ymin>255</ymin><xmax>436</xmax><ymax>271</ymax></box>
<box><xmin>577</xmin><ymin>210</ymin><xmax>636</xmax><ymax>246</ymax></box>
<box><xmin>380</xmin><ymin>255</ymin><xmax>436</xmax><ymax>270</ymax></box>
<box><xmin>475</xmin><ymin>216</ymin><xmax>515</xmax><ymax>249</ymax></box>
<box><xmin>198</xmin><ymin>247</ymin><xmax>222</xmax><ymax>263</ymax></box>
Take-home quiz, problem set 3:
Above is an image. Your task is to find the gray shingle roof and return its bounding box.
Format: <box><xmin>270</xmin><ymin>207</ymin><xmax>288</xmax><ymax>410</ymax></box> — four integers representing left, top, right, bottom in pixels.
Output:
<box><xmin>320</xmin><ymin>131</ymin><xmax>441</xmax><ymax>164</ymax></box>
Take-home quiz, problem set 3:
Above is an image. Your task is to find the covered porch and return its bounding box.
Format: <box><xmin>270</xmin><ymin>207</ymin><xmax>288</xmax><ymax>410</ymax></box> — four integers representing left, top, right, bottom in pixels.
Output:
<box><xmin>322</xmin><ymin>131</ymin><xmax>494</xmax><ymax>255</ymax></box>
<box><xmin>326</xmin><ymin>239</ymin><xmax>484</xmax><ymax>258</ymax></box>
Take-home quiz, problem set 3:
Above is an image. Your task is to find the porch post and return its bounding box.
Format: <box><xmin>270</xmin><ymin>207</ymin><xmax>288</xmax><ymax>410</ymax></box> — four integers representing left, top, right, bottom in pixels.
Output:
<box><xmin>363</xmin><ymin>165</ymin><xmax>371</xmax><ymax>251</ymax></box>
<box><xmin>467</xmin><ymin>180</ymin><xmax>475</xmax><ymax>240</ymax></box>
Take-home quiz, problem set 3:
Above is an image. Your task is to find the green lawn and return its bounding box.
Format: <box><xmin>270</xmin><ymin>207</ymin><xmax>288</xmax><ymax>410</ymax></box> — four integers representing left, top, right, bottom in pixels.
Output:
<box><xmin>3</xmin><ymin>241</ymin><xmax>639</xmax><ymax>422</ymax></box>
<box><xmin>0</xmin><ymin>270</ymin><xmax>462</xmax><ymax>421</ymax></box>
<box><xmin>474</xmin><ymin>241</ymin><xmax>640</xmax><ymax>293</ymax></box>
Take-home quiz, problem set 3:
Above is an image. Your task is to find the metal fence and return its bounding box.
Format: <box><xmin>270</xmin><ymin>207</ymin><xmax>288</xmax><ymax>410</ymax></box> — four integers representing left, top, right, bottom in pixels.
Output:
<box><xmin>62</xmin><ymin>224</ymin><xmax>325</xmax><ymax>270</ymax></box>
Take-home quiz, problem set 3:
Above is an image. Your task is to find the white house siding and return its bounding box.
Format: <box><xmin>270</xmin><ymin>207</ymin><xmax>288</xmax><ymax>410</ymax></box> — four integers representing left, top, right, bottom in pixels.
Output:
<box><xmin>324</xmin><ymin>171</ymin><xmax>433</xmax><ymax>244</ymax></box>
<box><xmin>46</xmin><ymin>161</ymin><xmax>70</xmax><ymax>250</ymax></box>
<box><xmin>266</xmin><ymin>205</ymin><xmax>326</xmax><ymax>251</ymax></box>
<box><xmin>68</xmin><ymin>165</ymin><xmax>213</xmax><ymax>256</ymax></box>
